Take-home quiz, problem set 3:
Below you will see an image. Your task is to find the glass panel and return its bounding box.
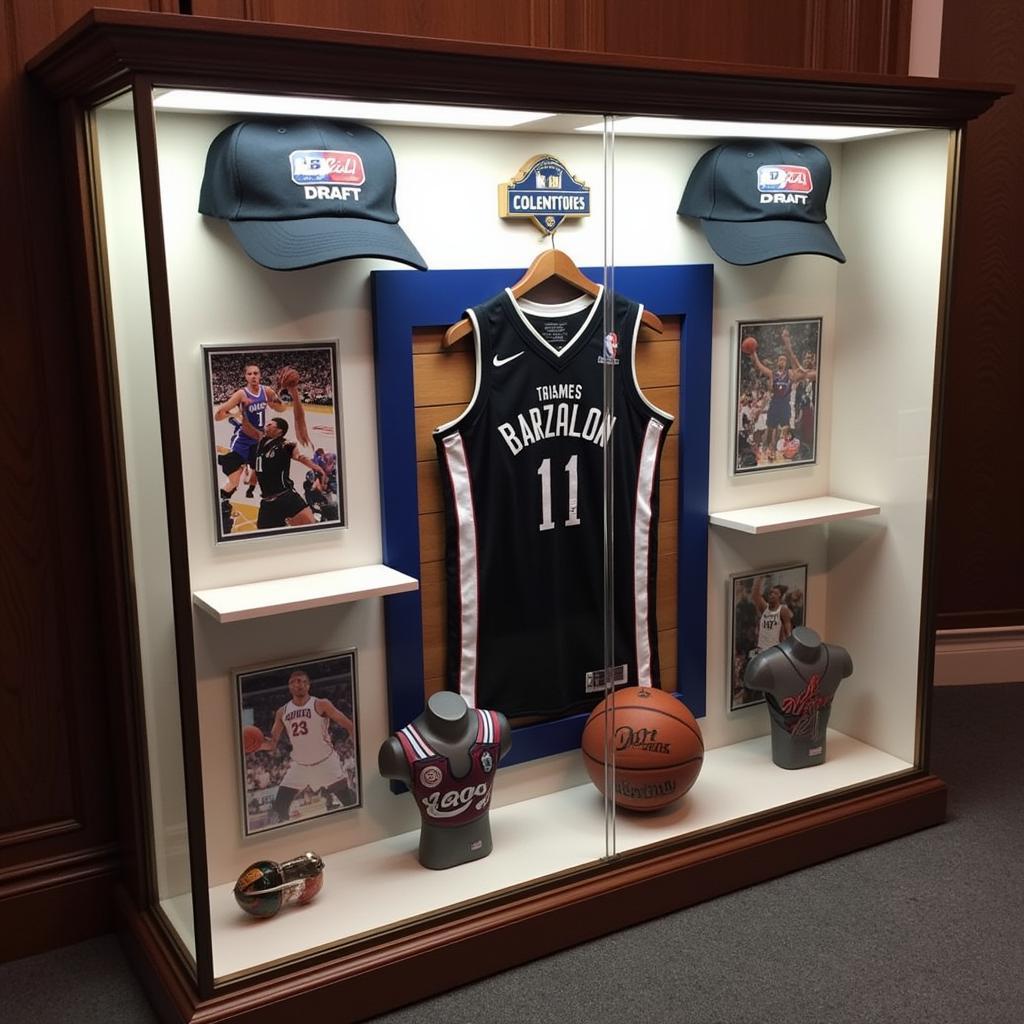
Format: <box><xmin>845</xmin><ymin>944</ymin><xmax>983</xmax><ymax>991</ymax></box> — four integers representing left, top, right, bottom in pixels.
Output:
<box><xmin>91</xmin><ymin>93</ymin><xmax>195</xmax><ymax>966</ymax></box>
<box><xmin>91</xmin><ymin>77</ymin><xmax>954</xmax><ymax>983</ymax></box>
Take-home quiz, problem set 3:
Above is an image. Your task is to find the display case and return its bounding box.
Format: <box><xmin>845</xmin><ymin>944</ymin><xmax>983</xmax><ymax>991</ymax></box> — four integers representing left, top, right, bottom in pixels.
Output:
<box><xmin>29</xmin><ymin>10</ymin><xmax>1005</xmax><ymax>1022</ymax></box>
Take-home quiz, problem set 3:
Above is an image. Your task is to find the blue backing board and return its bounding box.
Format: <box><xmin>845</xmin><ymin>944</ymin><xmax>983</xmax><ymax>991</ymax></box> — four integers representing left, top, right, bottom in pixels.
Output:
<box><xmin>372</xmin><ymin>265</ymin><xmax>712</xmax><ymax>768</ymax></box>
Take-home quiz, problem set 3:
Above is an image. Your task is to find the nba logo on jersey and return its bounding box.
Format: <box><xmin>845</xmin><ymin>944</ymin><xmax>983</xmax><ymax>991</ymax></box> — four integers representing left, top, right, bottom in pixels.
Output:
<box><xmin>481</xmin><ymin>751</ymin><xmax>493</xmax><ymax>773</ymax></box>
<box><xmin>289</xmin><ymin>150</ymin><xmax>366</xmax><ymax>184</ymax></box>
<box><xmin>599</xmin><ymin>331</ymin><xmax>620</xmax><ymax>365</ymax></box>
<box><xmin>757</xmin><ymin>165</ymin><xmax>813</xmax><ymax>193</ymax></box>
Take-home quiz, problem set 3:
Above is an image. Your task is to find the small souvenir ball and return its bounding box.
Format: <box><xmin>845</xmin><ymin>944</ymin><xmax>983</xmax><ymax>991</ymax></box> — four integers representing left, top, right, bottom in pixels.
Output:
<box><xmin>581</xmin><ymin>686</ymin><xmax>704</xmax><ymax>811</ymax></box>
<box><xmin>234</xmin><ymin>861</ymin><xmax>287</xmax><ymax>918</ymax></box>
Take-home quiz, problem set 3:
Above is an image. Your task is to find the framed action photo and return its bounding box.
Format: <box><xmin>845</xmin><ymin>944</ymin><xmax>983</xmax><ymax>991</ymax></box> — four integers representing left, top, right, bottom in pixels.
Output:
<box><xmin>729</xmin><ymin>565</ymin><xmax>808</xmax><ymax>712</ymax></box>
<box><xmin>204</xmin><ymin>341</ymin><xmax>345</xmax><ymax>542</ymax></box>
<box><xmin>733</xmin><ymin>317</ymin><xmax>821</xmax><ymax>474</ymax></box>
<box><xmin>237</xmin><ymin>651</ymin><xmax>360</xmax><ymax>836</ymax></box>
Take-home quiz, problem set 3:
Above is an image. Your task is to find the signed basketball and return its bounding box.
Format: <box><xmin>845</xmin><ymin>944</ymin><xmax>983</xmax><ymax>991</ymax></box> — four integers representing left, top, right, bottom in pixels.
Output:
<box><xmin>581</xmin><ymin>686</ymin><xmax>704</xmax><ymax>811</ymax></box>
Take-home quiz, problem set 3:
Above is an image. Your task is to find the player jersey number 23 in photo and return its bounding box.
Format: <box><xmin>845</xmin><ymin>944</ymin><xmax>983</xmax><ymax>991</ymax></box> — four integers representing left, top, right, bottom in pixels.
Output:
<box><xmin>434</xmin><ymin>287</ymin><xmax>673</xmax><ymax>720</ymax></box>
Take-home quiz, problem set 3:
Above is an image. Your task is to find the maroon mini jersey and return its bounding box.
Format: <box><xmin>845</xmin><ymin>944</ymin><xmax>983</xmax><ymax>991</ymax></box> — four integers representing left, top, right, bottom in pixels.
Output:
<box><xmin>395</xmin><ymin>709</ymin><xmax>501</xmax><ymax>828</ymax></box>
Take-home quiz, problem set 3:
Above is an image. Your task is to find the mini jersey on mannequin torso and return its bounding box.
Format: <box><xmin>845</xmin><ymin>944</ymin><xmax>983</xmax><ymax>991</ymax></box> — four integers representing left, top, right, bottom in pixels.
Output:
<box><xmin>743</xmin><ymin>626</ymin><xmax>853</xmax><ymax>769</ymax></box>
<box><xmin>378</xmin><ymin>692</ymin><xmax>511</xmax><ymax>869</ymax></box>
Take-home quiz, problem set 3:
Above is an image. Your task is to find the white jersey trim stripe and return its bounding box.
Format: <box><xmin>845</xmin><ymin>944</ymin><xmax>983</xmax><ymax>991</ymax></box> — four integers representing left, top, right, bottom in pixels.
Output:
<box><xmin>442</xmin><ymin>433</ymin><xmax>479</xmax><ymax>707</ymax></box>
<box><xmin>630</xmin><ymin>303</ymin><xmax>674</xmax><ymax>420</ymax></box>
<box><xmin>401</xmin><ymin>723</ymin><xmax>435</xmax><ymax>760</ymax></box>
<box><xmin>434</xmin><ymin>308</ymin><xmax>484</xmax><ymax>434</ymax></box>
<box><xmin>477</xmin><ymin>708</ymin><xmax>494</xmax><ymax>744</ymax></box>
<box><xmin>633</xmin><ymin>419</ymin><xmax>665</xmax><ymax>687</ymax></box>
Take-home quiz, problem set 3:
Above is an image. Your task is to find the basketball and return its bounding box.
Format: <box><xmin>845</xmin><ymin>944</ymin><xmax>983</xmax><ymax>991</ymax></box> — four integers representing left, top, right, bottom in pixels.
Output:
<box><xmin>243</xmin><ymin>725</ymin><xmax>265</xmax><ymax>754</ymax></box>
<box><xmin>278</xmin><ymin>366</ymin><xmax>300</xmax><ymax>389</ymax></box>
<box><xmin>581</xmin><ymin>686</ymin><xmax>703</xmax><ymax>811</ymax></box>
<box><xmin>741</xmin><ymin>336</ymin><xmax>757</xmax><ymax>354</ymax></box>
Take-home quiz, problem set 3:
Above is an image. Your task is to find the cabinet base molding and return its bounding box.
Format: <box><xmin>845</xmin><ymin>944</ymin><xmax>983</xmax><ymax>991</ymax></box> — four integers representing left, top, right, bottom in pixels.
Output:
<box><xmin>119</xmin><ymin>773</ymin><xmax>946</xmax><ymax>1023</ymax></box>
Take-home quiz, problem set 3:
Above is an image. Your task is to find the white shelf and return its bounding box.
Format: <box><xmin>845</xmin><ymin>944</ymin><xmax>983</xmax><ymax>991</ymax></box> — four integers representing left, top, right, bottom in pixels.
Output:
<box><xmin>709</xmin><ymin>496</ymin><xmax>881</xmax><ymax>535</ymax></box>
<box><xmin>159</xmin><ymin>729</ymin><xmax>912</xmax><ymax>981</ymax></box>
<box><xmin>192</xmin><ymin>565</ymin><xmax>419</xmax><ymax>623</ymax></box>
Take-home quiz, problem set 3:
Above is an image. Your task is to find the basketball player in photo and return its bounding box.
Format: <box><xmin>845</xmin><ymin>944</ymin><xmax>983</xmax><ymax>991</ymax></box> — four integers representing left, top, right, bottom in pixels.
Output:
<box><xmin>751</xmin><ymin>574</ymin><xmax>794</xmax><ymax>657</ymax></box>
<box><xmin>258</xmin><ymin>669</ymin><xmax>356</xmax><ymax>824</ymax></box>
<box><xmin>235</xmin><ymin>415</ymin><xmax>328</xmax><ymax>530</ymax></box>
<box><xmin>212</xmin><ymin>362</ymin><xmax>311</xmax><ymax>533</ymax></box>
<box><xmin>744</xmin><ymin>328</ymin><xmax>815</xmax><ymax>459</ymax></box>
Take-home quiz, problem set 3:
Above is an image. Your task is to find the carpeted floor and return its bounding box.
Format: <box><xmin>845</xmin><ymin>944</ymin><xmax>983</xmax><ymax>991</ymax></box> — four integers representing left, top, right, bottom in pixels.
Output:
<box><xmin>3</xmin><ymin>683</ymin><xmax>1022</xmax><ymax>1023</ymax></box>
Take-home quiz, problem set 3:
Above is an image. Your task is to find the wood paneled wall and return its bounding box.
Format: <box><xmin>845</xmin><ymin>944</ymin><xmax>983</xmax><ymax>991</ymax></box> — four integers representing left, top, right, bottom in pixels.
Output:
<box><xmin>937</xmin><ymin>1</ymin><xmax>1024</xmax><ymax>630</ymax></box>
<box><xmin>0</xmin><ymin>0</ymin><xmax>166</xmax><ymax>961</ymax></box>
<box><xmin>192</xmin><ymin>0</ymin><xmax>912</xmax><ymax>71</ymax></box>
<box><xmin>4</xmin><ymin>0</ymin><xmax>1007</xmax><ymax>963</ymax></box>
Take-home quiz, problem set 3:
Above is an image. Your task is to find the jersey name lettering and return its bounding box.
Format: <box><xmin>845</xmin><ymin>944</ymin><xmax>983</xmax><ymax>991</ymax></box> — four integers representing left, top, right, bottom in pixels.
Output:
<box><xmin>497</xmin><ymin>403</ymin><xmax>616</xmax><ymax>455</ymax></box>
<box><xmin>535</xmin><ymin>383</ymin><xmax>583</xmax><ymax>401</ymax></box>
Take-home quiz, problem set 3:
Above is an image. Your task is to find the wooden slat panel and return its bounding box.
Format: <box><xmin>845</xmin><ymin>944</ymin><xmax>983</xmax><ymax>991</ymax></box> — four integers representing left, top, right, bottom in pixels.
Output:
<box><xmin>658</xmin><ymin>629</ymin><xmax>677</xmax><ymax>674</ymax></box>
<box><xmin>634</xmin><ymin>340</ymin><xmax>680</xmax><ymax>390</ymax></box>
<box><xmin>419</xmin><ymin>511</ymin><xmax>445</xmax><ymax>564</ymax></box>
<box><xmin>656</xmin><ymin>548</ymin><xmax>678</xmax><ymax>626</ymax></box>
<box><xmin>660</xmin><ymin>481</ymin><xmax>678</xmax><ymax>524</ymax></box>
<box><xmin>661</xmin><ymin>433</ymin><xmax>678</xmax><ymax>479</ymax></box>
<box><xmin>416</xmin><ymin>405</ymin><xmax>459</xmax><ymax>461</ymax></box>
<box><xmin>419</xmin><ymin>560</ymin><xmax>445</xmax><ymax>632</ymax></box>
<box><xmin>414</xmin><ymin>350</ymin><xmax>475</xmax><ymax>407</ymax></box>
<box><xmin>658</xmin><ymin>517</ymin><xmax>677</xmax><ymax>557</ymax></box>
<box><xmin>418</xmin><ymin>460</ymin><xmax>443</xmax><ymax>515</ymax></box>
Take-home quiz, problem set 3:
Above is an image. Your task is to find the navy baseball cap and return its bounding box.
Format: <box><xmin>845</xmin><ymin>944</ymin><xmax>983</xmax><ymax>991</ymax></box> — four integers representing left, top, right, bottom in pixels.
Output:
<box><xmin>199</xmin><ymin>117</ymin><xmax>426</xmax><ymax>271</ymax></box>
<box><xmin>678</xmin><ymin>140</ymin><xmax>845</xmax><ymax>265</ymax></box>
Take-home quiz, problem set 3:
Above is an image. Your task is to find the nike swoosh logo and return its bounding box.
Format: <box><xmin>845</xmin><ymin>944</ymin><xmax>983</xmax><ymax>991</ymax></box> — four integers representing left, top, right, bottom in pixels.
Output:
<box><xmin>493</xmin><ymin>351</ymin><xmax>525</xmax><ymax>367</ymax></box>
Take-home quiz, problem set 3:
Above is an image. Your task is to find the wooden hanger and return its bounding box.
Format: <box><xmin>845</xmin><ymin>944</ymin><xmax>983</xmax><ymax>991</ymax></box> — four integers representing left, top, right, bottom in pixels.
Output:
<box><xmin>442</xmin><ymin>247</ymin><xmax>663</xmax><ymax>347</ymax></box>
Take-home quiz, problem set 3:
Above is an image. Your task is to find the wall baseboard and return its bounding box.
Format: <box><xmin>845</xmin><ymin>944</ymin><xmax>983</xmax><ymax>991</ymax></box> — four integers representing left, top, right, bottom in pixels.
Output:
<box><xmin>0</xmin><ymin>845</ymin><xmax>118</xmax><ymax>962</ymax></box>
<box><xmin>934</xmin><ymin>626</ymin><xmax>1024</xmax><ymax>685</ymax></box>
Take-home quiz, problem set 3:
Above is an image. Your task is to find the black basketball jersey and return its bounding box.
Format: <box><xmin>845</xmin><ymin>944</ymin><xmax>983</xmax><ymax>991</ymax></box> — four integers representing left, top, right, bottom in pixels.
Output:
<box><xmin>255</xmin><ymin>435</ymin><xmax>297</xmax><ymax>497</ymax></box>
<box><xmin>434</xmin><ymin>287</ymin><xmax>673</xmax><ymax>719</ymax></box>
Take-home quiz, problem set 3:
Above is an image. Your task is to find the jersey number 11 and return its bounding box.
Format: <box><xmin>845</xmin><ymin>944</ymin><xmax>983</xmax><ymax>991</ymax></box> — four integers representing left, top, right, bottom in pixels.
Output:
<box><xmin>537</xmin><ymin>454</ymin><xmax>581</xmax><ymax>532</ymax></box>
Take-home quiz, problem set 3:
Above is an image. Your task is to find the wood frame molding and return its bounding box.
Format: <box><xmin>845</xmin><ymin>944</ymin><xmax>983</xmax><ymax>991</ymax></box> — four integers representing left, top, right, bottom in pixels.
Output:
<box><xmin>29</xmin><ymin>10</ymin><xmax>1005</xmax><ymax>125</ymax></box>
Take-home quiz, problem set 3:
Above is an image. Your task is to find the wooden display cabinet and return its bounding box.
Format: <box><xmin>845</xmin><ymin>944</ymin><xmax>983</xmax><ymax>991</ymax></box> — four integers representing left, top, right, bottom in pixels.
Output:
<box><xmin>29</xmin><ymin>10</ymin><xmax>1005</xmax><ymax>1022</ymax></box>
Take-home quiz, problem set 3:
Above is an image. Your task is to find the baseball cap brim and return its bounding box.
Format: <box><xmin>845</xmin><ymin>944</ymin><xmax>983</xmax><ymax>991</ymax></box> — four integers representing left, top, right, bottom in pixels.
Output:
<box><xmin>228</xmin><ymin>216</ymin><xmax>427</xmax><ymax>271</ymax></box>
<box><xmin>701</xmin><ymin>218</ymin><xmax>846</xmax><ymax>266</ymax></box>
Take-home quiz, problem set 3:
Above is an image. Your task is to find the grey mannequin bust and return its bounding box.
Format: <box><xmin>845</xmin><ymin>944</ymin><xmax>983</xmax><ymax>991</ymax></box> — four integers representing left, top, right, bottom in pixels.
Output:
<box><xmin>378</xmin><ymin>692</ymin><xmax>511</xmax><ymax>870</ymax></box>
<box><xmin>743</xmin><ymin>626</ymin><xmax>853</xmax><ymax>769</ymax></box>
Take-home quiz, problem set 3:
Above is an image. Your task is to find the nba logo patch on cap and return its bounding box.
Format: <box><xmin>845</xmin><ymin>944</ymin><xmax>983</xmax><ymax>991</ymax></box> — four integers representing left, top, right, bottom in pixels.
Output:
<box><xmin>757</xmin><ymin>164</ymin><xmax>813</xmax><ymax>201</ymax></box>
<box><xmin>199</xmin><ymin>117</ymin><xmax>426</xmax><ymax>272</ymax></box>
<box><xmin>678</xmin><ymin>140</ymin><xmax>845</xmax><ymax>266</ymax></box>
<box><xmin>289</xmin><ymin>150</ymin><xmax>366</xmax><ymax>185</ymax></box>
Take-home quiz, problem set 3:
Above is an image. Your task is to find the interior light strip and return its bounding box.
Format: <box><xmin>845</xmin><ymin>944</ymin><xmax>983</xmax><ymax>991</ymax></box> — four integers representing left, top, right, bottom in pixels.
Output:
<box><xmin>576</xmin><ymin>117</ymin><xmax>897</xmax><ymax>141</ymax></box>
<box><xmin>152</xmin><ymin>89</ymin><xmax>554</xmax><ymax>128</ymax></box>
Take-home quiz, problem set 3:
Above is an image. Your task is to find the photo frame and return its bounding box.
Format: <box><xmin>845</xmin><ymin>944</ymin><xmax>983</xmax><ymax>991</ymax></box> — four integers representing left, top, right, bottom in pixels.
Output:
<box><xmin>203</xmin><ymin>341</ymin><xmax>345</xmax><ymax>542</ymax></box>
<box><xmin>729</xmin><ymin>565</ymin><xmax>809</xmax><ymax>711</ymax></box>
<box><xmin>733</xmin><ymin>317</ymin><xmax>821</xmax><ymax>474</ymax></box>
<box><xmin>236</xmin><ymin>650</ymin><xmax>360</xmax><ymax>836</ymax></box>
